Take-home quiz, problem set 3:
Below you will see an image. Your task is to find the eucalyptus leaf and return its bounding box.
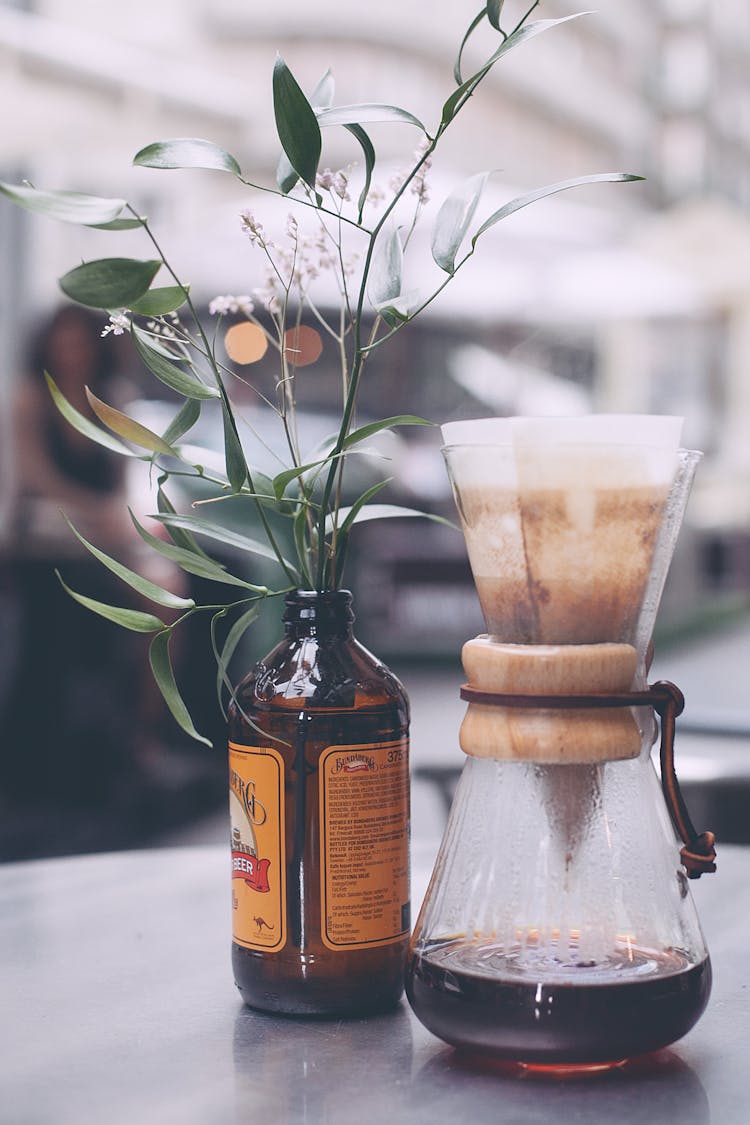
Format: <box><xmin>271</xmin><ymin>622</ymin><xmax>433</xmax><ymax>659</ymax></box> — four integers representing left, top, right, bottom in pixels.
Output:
<box><xmin>272</xmin><ymin>457</ymin><xmax>338</xmax><ymax>499</ymax></box>
<box><xmin>212</xmin><ymin>604</ymin><xmax>261</xmax><ymax>715</ymax></box>
<box><xmin>273</xmin><ymin>56</ymin><xmax>322</xmax><ymax>190</ymax></box>
<box><xmin>343</xmin><ymin>414</ymin><xmax>433</xmax><ymax>449</ymax></box>
<box><xmin>293</xmin><ymin>504</ymin><xmax>315</xmax><ymax>588</ymax></box>
<box><xmin>276</xmin><ymin>68</ymin><xmax>335</xmax><ymax>193</ymax></box>
<box><xmin>311</xmin><ymin>67</ymin><xmax>336</xmax><ymax>110</ymax></box>
<box><xmin>432</xmin><ymin>171</ymin><xmax>490</xmax><ymax>274</ymax></box>
<box><xmin>344</xmin><ymin>123</ymin><xmax>376</xmax><ymax>222</ymax></box>
<box><xmin>59</xmin><ymin>257</ymin><xmax>161</xmax><ymax>309</ymax></box>
<box><xmin>317</xmin><ymin>104</ymin><xmax>426</xmax><ymax>132</ymax></box>
<box><xmin>0</xmin><ymin>181</ymin><xmax>127</xmax><ymax>226</ymax></box>
<box><xmin>441</xmin><ymin>14</ymin><xmax>588</xmax><ymax>129</ymax></box>
<box><xmin>472</xmin><ymin>172</ymin><xmax>643</xmax><ymax>244</ymax></box>
<box><xmin>454</xmin><ymin>8</ymin><xmax>487</xmax><ymax>84</ymax></box>
<box><xmin>56</xmin><ymin>570</ymin><xmax>165</xmax><ymax>633</ymax></box>
<box><xmin>132</xmin><ymin>324</ymin><xmax>219</xmax><ymax>400</ymax></box>
<box><xmin>150</xmin><ymin>629</ymin><xmax>212</xmax><ymax>747</ymax></box>
<box><xmin>162</xmin><ymin>398</ymin><xmax>201</xmax><ymax>446</ymax></box>
<box><xmin>372</xmin><ymin>290</ymin><xmax>421</xmax><ymax>326</ymax></box>
<box><xmin>486</xmin><ymin>0</ymin><xmax>504</xmax><ymax>31</ymax></box>
<box><xmin>63</xmin><ymin>516</ymin><xmax>195</xmax><ymax>609</ymax></box>
<box><xmin>44</xmin><ymin>373</ymin><xmax>135</xmax><ymax>458</ymax></box>
<box><xmin>132</xmin><ymin>326</ymin><xmax>188</xmax><ymax>361</ymax></box>
<box><xmin>85</xmin><ymin>388</ymin><xmax>176</xmax><ymax>455</ymax></box>
<box><xmin>276</xmin><ymin>153</ymin><xmax>300</xmax><ymax>195</ymax></box>
<box><xmin>89</xmin><ymin>217</ymin><xmax>145</xmax><ymax>231</ymax></box>
<box><xmin>157</xmin><ymin>484</ymin><xmax>212</xmax><ymax>559</ymax></box>
<box><xmin>133</xmin><ymin>138</ymin><xmax>241</xmax><ymax>175</ymax></box>
<box><xmin>129</xmin><ymin>511</ymin><xmax>262</xmax><ymax>588</ymax></box>
<box><xmin>368</xmin><ymin>224</ymin><xmax>403</xmax><ymax>310</ymax></box>
<box><xmin>326</xmin><ymin>479</ymin><xmax>392</xmax><ymax>535</ymax></box>
<box><xmin>331</xmin><ymin>503</ymin><xmax>455</xmax><ymax>529</ymax></box>
<box><xmin>130</xmin><ymin>286</ymin><xmax>189</xmax><ymax>316</ymax></box>
<box><xmin>151</xmin><ymin>512</ymin><xmax>291</xmax><ymax>572</ymax></box>
<box><xmin>221</xmin><ymin>400</ymin><xmax>248</xmax><ymax>491</ymax></box>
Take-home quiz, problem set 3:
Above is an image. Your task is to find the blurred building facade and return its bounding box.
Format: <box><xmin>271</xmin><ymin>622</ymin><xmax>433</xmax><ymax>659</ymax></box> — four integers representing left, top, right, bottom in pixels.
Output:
<box><xmin>2</xmin><ymin>0</ymin><xmax>750</xmax><ymax>589</ymax></box>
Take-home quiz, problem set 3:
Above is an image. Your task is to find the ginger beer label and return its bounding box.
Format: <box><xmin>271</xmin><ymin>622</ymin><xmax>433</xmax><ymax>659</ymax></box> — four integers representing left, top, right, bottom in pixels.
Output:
<box><xmin>319</xmin><ymin>739</ymin><xmax>410</xmax><ymax>951</ymax></box>
<box><xmin>229</xmin><ymin>744</ymin><xmax>286</xmax><ymax>952</ymax></box>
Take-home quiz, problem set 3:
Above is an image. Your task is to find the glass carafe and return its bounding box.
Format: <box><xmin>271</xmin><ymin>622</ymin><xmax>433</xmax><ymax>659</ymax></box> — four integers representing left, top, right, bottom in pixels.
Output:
<box><xmin>406</xmin><ymin>416</ymin><xmax>713</xmax><ymax>1069</ymax></box>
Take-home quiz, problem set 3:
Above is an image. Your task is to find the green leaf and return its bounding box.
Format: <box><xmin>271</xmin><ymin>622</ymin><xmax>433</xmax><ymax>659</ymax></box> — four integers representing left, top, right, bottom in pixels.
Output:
<box><xmin>486</xmin><ymin>0</ymin><xmax>504</xmax><ymax>31</ymax></box>
<box><xmin>293</xmin><ymin>503</ymin><xmax>315</xmax><ymax>588</ymax></box>
<box><xmin>472</xmin><ymin>172</ymin><xmax>644</xmax><ymax>244</ymax></box>
<box><xmin>85</xmin><ymin>388</ymin><xmax>176</xmax><ymax>455</ymax></box>
<box><xmin>162</xmin><ymin>398</ymin><xmax>201</xmax><ymax>446</ymax></box>
<box><xmin>132</xmin><ymin>321</ymin><xmax>187</xmax><ymax>360</ymax></box>
<box><xmin>432</xmin><ymin>171</ymin><xmax>490</xmax><ymax>274</ymax></box>
<box><xmin>59</xmin><ymin>258</ymin><xmax>161</xmax><ymax>309</ymax></box>
<box><xmin>44</xmin><ymin>372</ymin><xmax>135</xmax><ymax>458</ymax></box>
<box><xmin>344</xmin><ymin>123</ymin><xmax>376</xmax><ymax>222</ymax></box>
<box><xmin>310</xmin><ymin>68</ymin><xmax>336</xmax><ymax>111</ymax></box>
<box><xmin>129</xmin><ymin>511</ymin><xmax>263</xmax><ymax>588</ymax></box>
<box><xmin>441</xmin><ymin>14</ymin><xmax>588</xmax><ymax>129</ymax></box>
<box><xmin>150</xmin><ymin>630</ymin><xmax>212</xmax><ymax>747</ymax></box>
<box><xmin>132</xmin><ymin>324</ymin><xmax>219</xmax><ymax>400</ymax></box>
<box><xmin>153</xmin><ymin>512</ymin><xmax>292</xmax><ymax>572</ymax></box>
<box><xmin>157</xmin><ymin>483</ymin><xmax>212</xmax><ymax>558</ymax></box>
<box><xmin>368</xmin><ymin>224</ymin><xmax>403</xmax><ymax>310</ymax></box>
<box><xmin>454</xmin><ymin>9</ymin><xmax>487</xmax><ymax>84</ymax></box>
<box><xmin>277</xmin><ymin>68</ymin><xmax>335</xmax><ymax>193</ymax></box>
<box><xmin>212</xmin><ymin>604</ymin><xmax>260</xmax><ymax>716</ymax></box>
<box><xmin>133</xmin><ymin>138</ymin><xmax>241</xmax><ymax>175</ymax></box>
<box><xmin>372</xmin><ymin>290</ymin><xmax>421</xmax><ymax>326</ymax></box>
<box><xmin>317</xmin><ymin>104</ymin><xmax>426</xmax><ymax>132</ymax></box>
<box><xmin>331</xmin><ymin>503</ymin><xmax>455</xmax><ymax>530</ymax></box>
<box><xmin>0</xmin><ymin>181</ymin><xmax>127</xmax><ymax>226</ymax></box>
<box><xmin>327</xmin><ymin>479</ymin><xmax>392</xmax><ymax>535</ymax></box>
<box><xmin>89</xmin><ymin>217</ymin><xmax>145</xmax><ymax>231</ymax></box>
<box><xmin>63</xmin><ymin>516</ymin><xmax>195</xmax><ymax>609</ymax></box>
<box><xmin>221</xmin><ymin>400</ymin><xmax>248</xmax><ymax>492</ymax></box>
<box><xmin>343</xmin><ymin>414</ymin><xmax>434</xmax><ymax>449</ymax></box>
<box><xmin>57</xmin><ymin>570</ymin><xmax>165</xmax><ymax>632</ymax></box>
<box><xmin>130</xmin><ymin>286</ymin><xmax>189</xmax><ymax>316</ymax></box>
<box><xmin>272</xmin><ymin>457</ymin><xmax>336</xmax><ymax>500</ymax></box>
<box><xmin>273</xmin><ymin>56</ymin><xmax>322</xmax><ymax>190</ymax></box>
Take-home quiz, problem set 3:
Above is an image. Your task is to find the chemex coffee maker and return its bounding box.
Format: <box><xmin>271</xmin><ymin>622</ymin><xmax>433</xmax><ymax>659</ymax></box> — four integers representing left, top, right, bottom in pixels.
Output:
<box><xmin>406</xmin><ymin>416</ymin><xmax>716</xmax><ymax>1071</ymax></box>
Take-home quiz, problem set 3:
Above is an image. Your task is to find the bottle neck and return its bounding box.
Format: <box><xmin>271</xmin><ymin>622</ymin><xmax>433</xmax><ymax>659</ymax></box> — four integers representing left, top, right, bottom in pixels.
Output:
<box><xmin>283</xmin><ymin>590</ymin><xmax>355</xmax><ymax>640</ymax></box>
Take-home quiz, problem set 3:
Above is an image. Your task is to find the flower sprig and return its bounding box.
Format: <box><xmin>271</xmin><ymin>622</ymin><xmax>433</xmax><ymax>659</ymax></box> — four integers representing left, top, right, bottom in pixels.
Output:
<box><xmin>0</xmin><ymin>2</ymin><xmax>642</xmax><ymax>743</ymax></box>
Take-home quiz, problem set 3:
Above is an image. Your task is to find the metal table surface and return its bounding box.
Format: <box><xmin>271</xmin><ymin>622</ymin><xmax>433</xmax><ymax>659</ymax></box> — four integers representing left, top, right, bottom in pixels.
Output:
<box><xmin>1</xmin><ymin>841</ymin><xmax>747</xmax><ymax>1125</ymax></box>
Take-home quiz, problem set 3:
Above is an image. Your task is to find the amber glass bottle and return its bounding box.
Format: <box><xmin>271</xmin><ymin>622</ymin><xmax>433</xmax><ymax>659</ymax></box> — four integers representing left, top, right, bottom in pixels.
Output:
<box><xmin>228</xmin><ymin>589</ymin><xmax>410</xmax><ymax>1016</ymax></box>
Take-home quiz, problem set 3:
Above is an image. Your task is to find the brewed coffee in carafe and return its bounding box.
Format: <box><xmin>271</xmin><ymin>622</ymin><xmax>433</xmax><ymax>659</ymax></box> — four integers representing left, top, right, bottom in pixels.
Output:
<box><xmin>406</xmin><ymin>416</ymin><xmax>713</xmax><ymax>1068</ymax></box>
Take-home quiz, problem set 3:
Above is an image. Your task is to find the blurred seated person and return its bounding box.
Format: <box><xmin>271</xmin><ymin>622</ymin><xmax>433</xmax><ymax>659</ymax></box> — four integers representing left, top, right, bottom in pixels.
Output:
<box><xmin>14</xmin><ymin>304</ymin><xmax>136</xmax><ymax>551</ymax></box>
<box><xmin>1</xmin><ymin>305</ymin><xmax>216</xmax><ymax>861</ymax></box>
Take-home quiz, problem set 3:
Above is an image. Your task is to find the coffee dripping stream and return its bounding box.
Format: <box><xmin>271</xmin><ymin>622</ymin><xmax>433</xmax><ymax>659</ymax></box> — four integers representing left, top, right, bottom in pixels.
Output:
<box><xmin>406</xmin><ymin>417</ymin><xmax>713</xmax><ymax>1067</ymax></box>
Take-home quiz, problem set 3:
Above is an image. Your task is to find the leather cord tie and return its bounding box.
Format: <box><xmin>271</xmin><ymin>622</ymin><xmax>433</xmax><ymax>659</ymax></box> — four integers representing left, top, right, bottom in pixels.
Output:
<box><xmin>460</xmin><ymin>679</ymin><xmax>717</xmax><ymax>879</ymax></box>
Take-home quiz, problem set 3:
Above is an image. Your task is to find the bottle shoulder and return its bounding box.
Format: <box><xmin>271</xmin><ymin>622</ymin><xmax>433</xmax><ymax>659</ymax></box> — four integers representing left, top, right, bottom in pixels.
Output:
<box><xmin>231</xmin><ymin>634</ymin><xmax>409</xmax><ymax>714</ymax></box>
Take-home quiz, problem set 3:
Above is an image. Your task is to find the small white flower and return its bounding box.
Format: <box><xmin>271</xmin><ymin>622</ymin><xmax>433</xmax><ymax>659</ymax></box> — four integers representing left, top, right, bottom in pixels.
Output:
<box><xmin>209</xmin><ymin>294</ymin><xmax>254</xmax><ymax>317</ymax></box>
<box><xmin>316</xmin><ymin>168</ymin><xmax>335</xmax><ymax>191</ymax></box>
<box><xmin>101</xmin><ymin>312</ymin><xmax>129</xmax><ymax>337</ymax></box>
<box><xmin>240</xmin><ymin>210</ymin><xmax>267</xmax><ymax>247</ymax></box>
<box><xmin>332</xmin><ymin>171</ymin><xmax>350</xmax><ymax>201</ymax></box>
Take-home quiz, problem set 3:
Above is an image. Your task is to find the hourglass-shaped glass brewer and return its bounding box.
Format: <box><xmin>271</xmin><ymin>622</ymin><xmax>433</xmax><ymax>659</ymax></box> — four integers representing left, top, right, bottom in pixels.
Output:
<box><xmin>406</xmin><ymin>416</ymin><xmax>714</xmax><ymax>1069</ymax></box>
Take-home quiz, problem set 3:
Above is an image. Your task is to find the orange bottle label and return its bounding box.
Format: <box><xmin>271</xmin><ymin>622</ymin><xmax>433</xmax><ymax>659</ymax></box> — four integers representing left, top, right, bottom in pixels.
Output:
<box><xmin>229</xmin><ymin>743</ymin><xmax>286</xmax><ymax>952</ymax></box>
<box><xmin>319</xmin><ymin>739</ymin><xmax>410</xmax><ymax>951</ymax></box>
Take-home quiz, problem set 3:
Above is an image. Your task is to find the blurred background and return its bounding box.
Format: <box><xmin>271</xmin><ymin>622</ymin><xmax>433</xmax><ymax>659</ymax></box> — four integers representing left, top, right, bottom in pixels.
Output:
<box><xmin>1</xmin><ymin>0</ymin><xmax>748</xmax><ymax>860</ymax></box>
